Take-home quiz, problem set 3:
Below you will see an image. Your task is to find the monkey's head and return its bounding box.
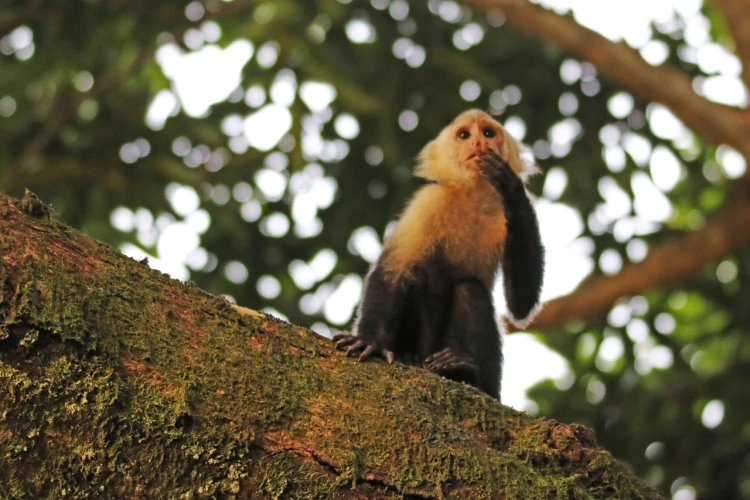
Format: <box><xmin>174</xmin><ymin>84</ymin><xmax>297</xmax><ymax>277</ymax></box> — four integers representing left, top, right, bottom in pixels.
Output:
<box><xmin>415</xmin><ymin>109</ymin><xmax>537</xmax><ymax>188</ymax></box>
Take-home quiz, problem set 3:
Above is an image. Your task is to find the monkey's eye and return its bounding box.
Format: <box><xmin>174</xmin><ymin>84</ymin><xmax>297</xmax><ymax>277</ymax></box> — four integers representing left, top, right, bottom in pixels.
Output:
<box><xmin>457</xmin><ymin>130</ymin><xmax>471</xmax><ymax>140</ymax></box>
<box><xmin>483</xmin><ymin>127</ymin><xmax>497</xmax><ymax>138</ymax></box>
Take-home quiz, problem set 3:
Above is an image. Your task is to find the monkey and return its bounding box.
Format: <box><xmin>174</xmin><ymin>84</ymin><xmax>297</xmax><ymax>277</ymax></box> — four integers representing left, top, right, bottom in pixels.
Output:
<box><xmin>332</xmin><ymin>109</ymin><xmax>544</xmax><ymax>400</ymax></box>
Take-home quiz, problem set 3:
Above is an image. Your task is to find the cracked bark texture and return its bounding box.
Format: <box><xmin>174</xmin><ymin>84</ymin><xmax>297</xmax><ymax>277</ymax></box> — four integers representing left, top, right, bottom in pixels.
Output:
<box><xmin>0</xmin><ymin>192</ymin><xmax>662</xmax><ymax>499</ymax></box>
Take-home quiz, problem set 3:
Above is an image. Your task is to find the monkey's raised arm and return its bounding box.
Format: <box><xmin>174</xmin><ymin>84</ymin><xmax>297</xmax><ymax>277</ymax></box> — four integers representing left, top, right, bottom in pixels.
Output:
<box><xmin>477</xmin><ymin>151</ymin><xmax>545</xmax><ymax>322</ymax></box>
<box><xmin>332</xmin><ymin>260</ymin><xmax>406</xmax><ymax>363</ymax></box>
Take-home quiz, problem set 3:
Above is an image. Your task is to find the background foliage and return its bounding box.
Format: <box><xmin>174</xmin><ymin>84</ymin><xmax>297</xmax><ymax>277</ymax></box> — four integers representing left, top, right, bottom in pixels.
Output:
<box><xmin>1</xmin><ymin>1</ymin><xmax>748</xmax><ymax>498</ymax></box>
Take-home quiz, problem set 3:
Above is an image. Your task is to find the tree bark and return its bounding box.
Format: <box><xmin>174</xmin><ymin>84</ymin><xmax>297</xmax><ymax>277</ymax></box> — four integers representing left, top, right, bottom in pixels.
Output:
<box><xmin>0</xmin><ymin>191</ymin><xmax>662</xmax><ymax>498</ymax></box>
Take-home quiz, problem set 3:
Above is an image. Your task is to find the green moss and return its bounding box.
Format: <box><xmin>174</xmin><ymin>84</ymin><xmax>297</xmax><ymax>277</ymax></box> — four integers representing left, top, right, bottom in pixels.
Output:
<box><xmin>256</xmin><ymin>454</ymin><xmax>336</xmax><ymax>499</ymax></box>
<box><xmin>0</xmin><ymin>197</ymin><xmax>332</xmax><ymax>497</ymax></box>
<box><xmin>0</xmin><ymin>194</ymin><xmax>662</xmax><ymax>499</ymax></box>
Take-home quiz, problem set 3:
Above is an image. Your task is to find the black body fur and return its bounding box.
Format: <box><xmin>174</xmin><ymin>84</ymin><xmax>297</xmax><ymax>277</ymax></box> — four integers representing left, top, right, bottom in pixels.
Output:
<box><xmin>334</xmin><ymin>151</ymin><xmax>544</xmax><ymax>400</ymax></box>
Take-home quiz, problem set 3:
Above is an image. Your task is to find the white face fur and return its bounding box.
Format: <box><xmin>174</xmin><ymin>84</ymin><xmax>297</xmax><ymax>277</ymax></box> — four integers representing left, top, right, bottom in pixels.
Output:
<box><xmin>414</xmin><ymin>109</ymin><xmax>537</xmax><ymax>188</ymax></box>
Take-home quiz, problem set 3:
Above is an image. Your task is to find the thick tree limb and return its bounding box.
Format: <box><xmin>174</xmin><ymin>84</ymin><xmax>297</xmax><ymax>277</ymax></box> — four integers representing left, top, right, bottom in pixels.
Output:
<box><xmin>0</xmin><ymin>191</ymin><xmax>661</xmax><ymax>498</ymax></box>
<box><xmin>713</xmin><ymin>0</ymin><xmax>750</xmax><ymax>92</ymax></box>
<box><xmin>463</xmin><ymin>0</ymin><xmax>750</xmax><ymax>161</ymax></box>
<box><xmin>518</xmin><ymin>197</ymin><xmax>750</xmax><ymax>332</ymax></box>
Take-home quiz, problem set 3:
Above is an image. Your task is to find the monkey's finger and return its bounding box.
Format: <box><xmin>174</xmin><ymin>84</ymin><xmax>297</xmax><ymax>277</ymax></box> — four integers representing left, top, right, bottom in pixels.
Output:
<box><xmin>424</xmin><ymin>347</ymin><xmax>452</xmax><ymax>364</ymax></box>
<box><xmin>426</xmin><ymin>355</ymin><xmax>463</xmax><ymax>369</ymax></box>
<box><xmin>427</xmin><ymin>358</ymin><xmax>477</xmax><ymax>373</ymax></box>
<box><xmin>479</xmin><ymin>160</ymin><xmax>522</xmax><ymax>197</ymax></box>
<box><xmin>426</xmin><ymin>359</ymin><xmax>456</xmax><ymax>372</ymax></box>
<box><xmin>443</xmin><ymin>361</ymin><xmax>477</xmax><ymax>370</ymax></box>
<box><xmin>332</xmin><ymin>332</ymin><xmax>353</xmax><ymax>342</ymax></box>
<box><xmin>425</xmin><ymin>361</ymin><xmax>444</xmax><ymax>372</ymax></box>
<box><xmin>478</xmin><ymin>156</ymin><xmax>517</xmax><ymax>177</ymax></box>
<box><xmin>450</xmin><ymin>354</ymin><xmax>475</xmax><ymax>364</ymax></box>
<box><xmin>493</xmin><ymin>162</ymin><xmax>516</xmax><ymax>179</ymax></box>
<box><xmin>477</xmin><ymin>161</ymin><xmax>505</xmax><ymax>182</ymax></box>
<box><xmin>383</xmin><ymin>350</ymin><xmax>395</xmax><ymax>364</ymax></box>
<box><xmin>425</xmin><ymin>348</ymin><xmax>463</xmax><ymax>366</ymax></box>
<box><xmin>426</xmin><ymin>351</ymin><xmax>476</xmax><ymax>372</ymax></box>
<box><xmin>426</xmin><ymin>356</ymin><xmax>462</xmax><ymax>371</ymax></box>
<box><xmin>439</xmin><ymin>361</ymin><xmax>479</xmax><ymax>372</ymax></box>
<box><xmin>475</xmin><ymin>159</ymin><xmax>490</xmax><ymax>172</ymax></box>
<box><xmin>334</xmin><ymin>336</ymin><xmax>359</xmax><ymax>349</ymax></box>
<box><xmin>345</xmin><ymin>340</ymin><xmax>368</xmax><ymax>357</ymax></box>
<box><xmin>478</xmin><ymin>159</ymin><xmax>511</xmax><ymax>179</ymax></box>
<box><xmin>483</xmin><ymin>149</ymin><xmax>507</xmax><ymax>161</ymax></box>
<box><xmin>358</xmin><ymin>344</ymin><xmax>375</xmax><ymax>362</ymax></box>
<box><xmin>425</xmin><ymin>353</ymin><xmax>455</xmax><ymax>367</ymax></box>
<box><xmin>478</xmin><ymin>151</ymin><xmax>510</xmax><ymax>168</ymax></box>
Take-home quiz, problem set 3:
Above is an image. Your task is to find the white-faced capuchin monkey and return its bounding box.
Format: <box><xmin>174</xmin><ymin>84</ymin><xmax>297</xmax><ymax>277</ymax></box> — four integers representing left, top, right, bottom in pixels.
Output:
<box><xmin>333</xmin><ymin>109</ymin><xmax>544</xmax><ymax>400</ymax></box>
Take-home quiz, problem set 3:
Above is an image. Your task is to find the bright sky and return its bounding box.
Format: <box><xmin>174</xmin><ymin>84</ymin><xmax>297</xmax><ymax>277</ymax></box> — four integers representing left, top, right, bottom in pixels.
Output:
<box><xmin>103</xmin><ymin>0</ymin><xmax>747</xmax><ymax>437</ymax></box>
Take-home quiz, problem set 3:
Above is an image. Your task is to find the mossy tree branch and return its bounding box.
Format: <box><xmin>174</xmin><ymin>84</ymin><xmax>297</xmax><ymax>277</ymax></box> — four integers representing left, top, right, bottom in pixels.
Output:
<box><xmin>0</xmin><ymin>191</ymin><xmax>661</xmax><ymax>498</ymax></box>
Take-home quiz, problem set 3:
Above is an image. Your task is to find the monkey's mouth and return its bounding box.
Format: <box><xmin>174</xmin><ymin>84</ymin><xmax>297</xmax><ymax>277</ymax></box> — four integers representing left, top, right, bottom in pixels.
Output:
<box><xmin>464</xmin><ymin>159</ymin><xmax>481</xmax><ymax>172</ymax></box>
<box><xmin>466</xmin><ymin>149</ymin><xmax>494</xmax><ymax>163</ymax></box>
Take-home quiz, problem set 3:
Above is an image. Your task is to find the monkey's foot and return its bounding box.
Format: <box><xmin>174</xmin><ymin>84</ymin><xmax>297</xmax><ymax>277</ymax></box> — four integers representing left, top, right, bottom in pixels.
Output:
<box><xmin>424</xmin><ymin>348</ymin><xmax>479</xmax><ymax>376</ymax></box>
<box><xmin>332</xmin><ymin>333</ymin><xmax>395</xmax><ymax>364</ymax></box>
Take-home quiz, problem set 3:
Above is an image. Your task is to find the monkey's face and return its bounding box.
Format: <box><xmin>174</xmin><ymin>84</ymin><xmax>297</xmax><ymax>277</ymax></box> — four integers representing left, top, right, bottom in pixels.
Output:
<box><xmin>415</xmin><ymin>109</ymin><xmax>533</xmax><ymax>188</ymax></box>
<box><xmin>451</xmin><ymin>114</ymin><xmax>505</xmax><ymax>173</ymax></box>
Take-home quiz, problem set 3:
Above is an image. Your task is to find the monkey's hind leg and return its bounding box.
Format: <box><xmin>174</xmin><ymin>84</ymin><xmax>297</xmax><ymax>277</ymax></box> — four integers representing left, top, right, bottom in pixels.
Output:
<box><xmin>426</xmin><ymin>279</ymin><xmax>502</xmax><ymax>400</ymax></box>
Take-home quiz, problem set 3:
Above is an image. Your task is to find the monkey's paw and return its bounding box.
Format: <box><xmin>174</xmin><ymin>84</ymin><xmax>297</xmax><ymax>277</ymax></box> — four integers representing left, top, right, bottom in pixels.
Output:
<box><xmin>332</xmin><ymin>333</ymin><xmax>395</xmax><ymax>364</ymax></box>
<box><xmin>424</xmin><ymin>348</ymin><xmax>479</xmax><ymax>376</ymax></box>
<box><xmin>476</xmin><ymin>150</ymin><xmax>523</xmax><ymax>201</ymax></box>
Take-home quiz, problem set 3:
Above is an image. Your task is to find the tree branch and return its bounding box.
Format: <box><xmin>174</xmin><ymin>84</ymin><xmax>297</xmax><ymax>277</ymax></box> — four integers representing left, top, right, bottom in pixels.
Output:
<box><xmin>454</xmin><ymin>0</ymin><xmax>750</xmax><ymax>330</ymax></box>
<box><xmin>0</xmin><ymin>191</ymin><xmax>662</xmax><ymax>498</ymax></box>
<box><xmin>516</xmin><ymin>197</ymin><xmax>750</xmax><ymax>332</ymax></box>
<box><xmin>713</xmin><ymin>0</ymin><xmax>750</xmax><ymax>92</ymax></box>
<box><xmin>463</xmin><ymin>0</ymin><xmax>750</xmax><ymax>160</ymax></box>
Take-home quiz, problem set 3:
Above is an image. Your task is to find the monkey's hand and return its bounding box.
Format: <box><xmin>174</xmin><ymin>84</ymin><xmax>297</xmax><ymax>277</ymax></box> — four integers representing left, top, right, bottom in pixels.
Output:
<box><xmin>424</xmin><ymin>347</ymin><xmax>479</xmax><ymax>382</ymax></box>
<box><xmin>332</xmin><ymin>333</ymin><xmax>395</xmax><ymax>364</ymax></box>
<box><xmin>476</xmin><ymin>150</ymin><xmax>525</xmax><ymax>206</ymax></box>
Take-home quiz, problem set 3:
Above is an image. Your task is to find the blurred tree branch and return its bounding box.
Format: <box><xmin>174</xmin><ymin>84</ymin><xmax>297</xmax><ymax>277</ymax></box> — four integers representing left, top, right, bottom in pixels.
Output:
<box><xmin>463</xmin><ymin>0</ymin><xmax>750</xmax><ymax>167</ymax></box>
<box><xmin>713</xmin><ymin>0</ymin><xmax>750</xmax><ymax>92</ymax></box>
<box><xmin>456</xmin><ymin>0</ymin><xmax>750</xmax><ymax>331</ymax></box>
<box><xmin>518</xmin><ymin>196</ymin><xmax>750</xmax><ymax>332</ymax></box>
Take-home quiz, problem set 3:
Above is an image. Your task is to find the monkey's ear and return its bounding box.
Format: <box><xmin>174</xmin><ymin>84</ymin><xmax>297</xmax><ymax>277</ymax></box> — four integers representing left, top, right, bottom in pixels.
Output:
<box><xmin>503</xmin><ymin>133</ymin><xmax>539</xmax><ymax>182</ymax></box>
<box><xmin>414</xmin><ymin>139</ymin><xmax>438</xmax><ymax>180</ymax></box>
